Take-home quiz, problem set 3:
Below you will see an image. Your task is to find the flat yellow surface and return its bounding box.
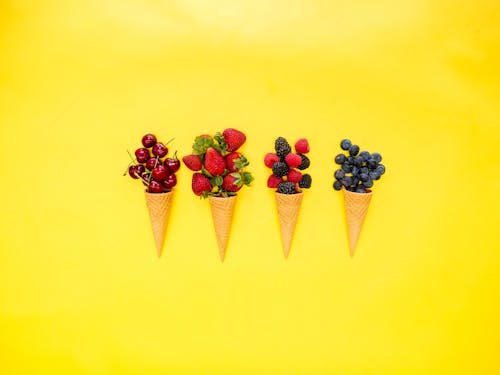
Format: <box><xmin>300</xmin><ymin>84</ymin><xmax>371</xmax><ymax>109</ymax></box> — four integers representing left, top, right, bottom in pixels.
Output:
<box><xmin>1</xmin><ymin>1</ymin><xmax>499</xmax><ymax>374</ymax></box>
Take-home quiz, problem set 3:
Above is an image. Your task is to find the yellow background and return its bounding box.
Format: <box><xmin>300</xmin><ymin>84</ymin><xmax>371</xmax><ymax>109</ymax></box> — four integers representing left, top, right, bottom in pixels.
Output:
<box><xmin>1</xmin><ymin>1</ymin><xmax>499</xmax><ymax>374</ymax></box>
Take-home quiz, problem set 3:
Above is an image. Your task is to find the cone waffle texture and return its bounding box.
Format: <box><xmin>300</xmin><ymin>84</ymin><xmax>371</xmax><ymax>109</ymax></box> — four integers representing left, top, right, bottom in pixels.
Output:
<box><xmin>144</xmin><ymin>190</ymin><xmax>173</xmax><ymax>257</ymax></box>
<box><xmin>208</xmin><ymin>196</ymin><xmax>236</xmax><ymax>262</ymax></box>
<box><xmin>275</xmin><ymin>192</ymin><xmax>303</xmax><ymax>258</ymax></box>
<box><xmin>343</xmin><ymin>189</ymin><xmax>372</xmax><ymax>257</ymax></box>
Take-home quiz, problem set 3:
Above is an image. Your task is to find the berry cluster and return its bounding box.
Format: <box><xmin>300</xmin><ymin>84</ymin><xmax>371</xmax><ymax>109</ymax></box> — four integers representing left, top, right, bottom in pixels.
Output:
<box><xmin>183</xmin><ymin>128</ymin><xmax>254</xmax><ymax>198</ymax></box>
<box><xmin>265</xmin><ymin>137</ymin><xmax>312</xmax><ymax>194</ymax></box>
<box><xmin>125</xmin><ymin>133</ymin><xmax>180</xmax><ymax>193</ymax></box>
<box><xmin>333</xmin><ymin>139</ymin><xmax>385</xmax><ymax>193</ymax></box>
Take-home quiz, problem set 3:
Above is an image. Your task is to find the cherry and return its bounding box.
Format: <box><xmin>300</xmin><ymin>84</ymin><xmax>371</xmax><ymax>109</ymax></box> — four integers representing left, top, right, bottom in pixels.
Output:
<box><xmin>128</xmin><ymin>164</ymin><xmax>145</xmax><ymax>179</ymax></box>
<box><xmin>148</xmin><ymin>180</ymin><xmax>163</xmax><ymax>193</ymax></box>
<box><xmin>164</xmin><ymin>156</ymin><xmax>180</xmax><ymax>173</ymax></box>
<box><xmin>152</xmin><ymin>165</ymin><xmax>169</xmax><ymax>181</ymax></box>
<box><xmin>135</xmin><ymin>148</ymin><xmax>150</xmax><ymax>163</ymax></box>
<box><xmin>146</xmin><ymin>157</ymin><xmax>159</xmax><ymax>171</ymax></box>
<box><xmin>142</xmin><ymin>133</ymin><xmax>157</xmax><ymax>148</ymax></box>
<box><xmin>162</xmin><ymin>173</ymin><xmax>177</xmax><ymax>189</ymax></box>
<box><xmin>152</xmin><ymin>143</ymin><xmax>168</xmax><ymax>157</ymax></box>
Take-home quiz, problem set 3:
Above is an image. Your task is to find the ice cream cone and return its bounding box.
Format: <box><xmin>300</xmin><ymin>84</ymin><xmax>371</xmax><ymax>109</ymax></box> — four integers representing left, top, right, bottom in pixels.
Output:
<box><xmin>275</xmin><ymin>192</ymin><xmax>303</xmax><ymax>258</ymax></box>
<box><xmin>208</xmin><ymin>196</ymin><xmax>236</xmax><ymax>262</ymax></box>
<box><xmin>144</xmin><ymin>190</ymin><xmax>174</xmax><ymax>257</ymax></box>
<box><xmin>343</xmin><ymin>189</ymin><xmax>372</xmax><ymax>257</ymax></box>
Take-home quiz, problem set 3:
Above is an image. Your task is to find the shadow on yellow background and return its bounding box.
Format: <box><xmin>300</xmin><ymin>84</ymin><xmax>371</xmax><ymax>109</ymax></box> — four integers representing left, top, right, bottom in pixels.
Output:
<box><xmin>0</xmin><ymin>1</ymin><xmax>499</xmax><ymax>374</ymax></box>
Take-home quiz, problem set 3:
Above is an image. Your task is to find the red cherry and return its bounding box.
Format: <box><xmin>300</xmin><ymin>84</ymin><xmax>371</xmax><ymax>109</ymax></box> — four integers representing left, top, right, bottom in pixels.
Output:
<box><xmin>162</xmin><ymin>174</ymin><xmax>177</xmax><ymax>189</ymax></box>
<box><xmin>135</xmin><ymin>148</ymin><xmax>150</xmax><ymax>163</ymax></box>
<box><xmin>165</xmin><ymin>157</ymin><xmax>180</xmax><ymax>173</ymax></box>
<box><xmin>146</xmin><ymin>157</ymin><xmax>159</xmax><ymax>171</ymax></box>
<box><xmin>148</xmin><ymin>180</ymin><xmax>163</xmax><ymax>193</ymax></box>
<box><xmin>142</xmin><ymin>133</ymin><xmax>157</xmax><ymax>148</ymax></box>
<box><xmin>152</xmin><ymin>143</ymin><xmax>168</xmax><ymax>157</ymax></box>
<box><xmin>128</xmin><ymin>166</ymin><xmax>139</xmax><ymax>179</ymax></box>
<box><xmin>152</xmin><ymin>165</ymin><xmax>169</xmax><ymax>181</ymax></box>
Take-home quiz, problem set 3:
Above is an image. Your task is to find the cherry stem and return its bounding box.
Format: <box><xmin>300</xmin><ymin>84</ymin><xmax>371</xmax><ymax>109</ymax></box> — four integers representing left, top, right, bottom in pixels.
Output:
<box><xmin>122</xmin><ymin>159</ymin><xmax>136</xmax><ymax>176</ymax></box>
<box><xmin>165</xmin><ymin>137</ymin><xmax>175</xmax><ymax>146</ymax></box>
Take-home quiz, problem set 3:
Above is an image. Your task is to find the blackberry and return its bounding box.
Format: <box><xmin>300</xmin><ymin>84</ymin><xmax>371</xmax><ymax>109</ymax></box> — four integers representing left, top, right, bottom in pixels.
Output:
<box><xmin>277</xmin><ymin>181</ymin><xmax>296</xmax><ymax>194</ymax></box>
<box><xmin>275</xmin><ymin>137</ymin><xmax>292</xmax><ymax>158</ymax></box>
<box><xmin>272</xmin><ymin>162</ymin><xmax>289</xmax><ymax>177</ymax></box>
<box><xmin>298</xmin><ymin>174</ymin><xmax>312</xmax><ymax>189</ymax></box>
<box><xmin>297</xmin><ymin>154</ymin><xmax>310</xmax><ymax>170</ymax></box>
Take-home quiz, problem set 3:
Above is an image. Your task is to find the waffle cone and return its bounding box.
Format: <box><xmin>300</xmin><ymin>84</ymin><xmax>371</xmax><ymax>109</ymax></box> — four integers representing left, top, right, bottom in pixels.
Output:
<box><xmin>208</xmin><ymin>196</ymin><xmax>236</xmax><ymax>262</ymax></box>
<box><xmin>144</xmin><ymin>190</ymin><xmax>174</xmax><ymax>257</ymax></box>
<box><xmin>275</xmin><ymin>192</ymin><xmax>303</xmax><ymax>258</ymax></box>
<box><xmin>343</xmin><ymin>189</ymin><xmax>372</xmax><ymax>257</ymax></box>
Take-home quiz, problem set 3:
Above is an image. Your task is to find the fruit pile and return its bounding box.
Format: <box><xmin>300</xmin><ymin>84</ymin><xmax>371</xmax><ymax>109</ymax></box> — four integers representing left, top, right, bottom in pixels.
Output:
<box><xmin>265</xmin><ymin>137</ymin><xmax>312</xmax><ymax>194</ymax></box>
<box><xmin>183</xmin><ymin>128</ymin><xmax>254</xmax><ymax>197</ymax></box>
<box><xmin>333</xmin><ymin>139</ymin><xmax>385</xmax><ymax>193</ymax></box>
<box><xmin>125</xmin><ymin>133</ymin><xmax>180</xmax><ymax>193</ymax></box>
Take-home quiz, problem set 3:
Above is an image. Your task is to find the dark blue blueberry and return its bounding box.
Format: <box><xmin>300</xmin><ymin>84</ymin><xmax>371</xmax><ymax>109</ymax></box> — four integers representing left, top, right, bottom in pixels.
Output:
<box><xmin>342</xmin><ymin>176</ymin><xmax>353</xmax><ymax>187</ymax></box>
<box><xmin>342</xmin><ymin>163</ymin><xmax>352</xmax><ymax>173</ymax></box>
<box><xmin>354</xmin><ymin>157</ymin><xmax>363</xmax><ymax>167</ymax></box>
<box><xmin>355</xmin><ymin>186</ymin><xmax>367</xmax><ymax>193</ymax></box>
<box><xmin>360</xmin><ymin>167</ymin><xmax>369</xmax><ymax>174</ymax></box>
<box><xmin>334</xmin><ymin>169</ymin><xmax>345</xmax><ymax>180</ymax></box>
<box><xmin>369</xmin><ymin>171</ymin><xmax>381</xmax><ymax>181</ymax></box>
<box><xmin>371</xmin><ymin>153</ymin><xmax>382</xmax><ymax>163</ymax></box>
<box><xmin>376</xmin><ymin>164</ymin><xmax>385</xmax><ymax>175</ymax></box>
<box><xmin>335</xmin><ymin>154</ymin><xmax>346</xmax><ymax>164</ymax></box>
<box><xmin>333</xmin><ymin>181</ymin><xmax>343</xmax><ymax>191</ymax></box>
<box><xmin>340</xmin><ymin>139</ymin><xmax>352</xmax><ymax>150</ymax></box>
<box><xmin>349</xmin><ymin>145</ymin><xmax>360</xmax><ymax>156</ymax></box>
<box><xmin>359</xmin><ymin>151</ymin><xmax>371</xmax><ymax>162</ymax></box>
<box><xmin>367</xmin><ymin>159</ymin><xmax>378</xmax><ymax>169</ymax></box>
<box><xmin>363</xmin><ymin>178</ymin><xmax>374</xmax><ymax>188</ymax></box>
<box><xmin>351</xmin><ymin>166</ymin><xmax>359</xmax><ymax>176</ymax></box>
<box><xmin>352</xmin><ymin>177</ymin><xmax>359</xmax><ymax>186</ymax></box>
<box><xmin>359</xmin><ymin>173</ymin><xmax>369</xmax><ymax>182</ymax></box>
<box><xmin>346</xmin><ymin>156</ymin><xmax>354</xmax><ymax>164</ymax></box>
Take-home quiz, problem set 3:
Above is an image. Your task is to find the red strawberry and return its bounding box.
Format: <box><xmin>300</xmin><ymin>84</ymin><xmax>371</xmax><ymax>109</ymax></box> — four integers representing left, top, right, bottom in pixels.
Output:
<box><xmin>222</xmin><ymin>128</ymin><xmax>246</xmax><ymax>152</ymax></box>
<box><xmin>287</xmin><ymin>169</ymin><xmax>302</xmax><ymax>183</ymax></box>
<box><xmin>222</xmin><ymin>174</ymin><xmax>242</xmax><ymax>192</ymax></box>
<box><xmin>264</xmin><ymin>153</ymin><xmax>280</xmax><ymax>168</ymax></box>
<box><xmin>267</xmin><ymin>175</ymin><xmax>283</xmax><ymax>188</ymax></box>
<box><xmin>182</xmin><ymin>154</ymin><xmax>202</xmax><ymax>171</ymax></box>
<box><xmin>285</xmin><ymin>153</ymin><xmax>302</xmax><ymax>168</ymax></box>
<box><xmin>204</xmin><ymin>147</ymin><xmax>226</xmax><ymax>176</ymax></box>
<box><xmin>295</xmin><ymin>138</ymin><xmax>310</xmax><ymax>154</ymax></box>
<box><xmin>226</xmin><ymin>152</ymin><xmax>241</xmax><ymax>172</ymax></box>
<box><xmin>192</xmin><ymin>173</ymin><xmax>212</xmax><ymax>196</ymax></box>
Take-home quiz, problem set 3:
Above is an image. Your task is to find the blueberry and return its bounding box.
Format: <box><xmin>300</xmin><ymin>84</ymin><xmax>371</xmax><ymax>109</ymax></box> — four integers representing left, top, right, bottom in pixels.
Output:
<box><xmin>360</xmin><ymin>167</ymin><xmax>369</xmax><ymax>174</ymax></box>
<box><xmin>369</xmin><ymin>171</ymin><xmax>381</xmax><ymax>180</ymax></box>
<box><xmin>363</xmin><ymin>178</ymin><xmax>374</xmax><ymax>188</ymax></box>
<box><xmin>342</xmin><ymin>163</ymin><xmax>352</xmax><ymax>173</ymax></box>
<box><xmin>335</xmin><ymin>154</ymin><xmax>346</xmax><ymax>164</ymax></box>
<box><xmin>333</xmin><ymin>181</ymin><xmax>343</xmax><ymax>191</ymax></box>
<box><xmin>351</xmin><ymin>166</ymin><xmax>359</xmax><ymax>176</ymax></box>
<box><xmin>340</xmin><ymin>139</ymin><xmax>352</xmax><ymax>150</ymax></box>
<box><xmin>372</xmin><ymin>153</ymin><xmax>382</xmax><ymax>163</ymax></box>
<box><xmin>346</xmin><ymin>156</ymin><xmax>354</xmax><ymax>164</ymax></box>
<box><xmin>342</xmin><ymin>176</ymin><xmax>353</xmax><ymax>187</ymax></box>
<box><xmin>334</xmin><ymin>169</ymin><xmax>345</xmax><ymax>180</ymax></box>
<box><xmin>349</xmin><ymin>145</ymin><xmax>360</xmax><ymax>156</ymax></box>
<box><xmin>359</xmin><ymin>151</ymin><xmax>371</xmax><ymax>162</ymax></box>
<box><xmin>376</xmin><ymin>164</ymin><xmax>385</xmax><ymax>175</ymax></box>
<box><xmin>355</xmin><ymin>186</ymin><xmax>367</xmax><ymax>193</ymax></box>
<box><xmin>354</xmin><ymin>157</ymin><xmax>363</xmax><ymax>167</ymax></box>
<box><xmin>367</xmin><ymin>159</ymin><xmax>378</xmax><ymax>169</ymax></box>
<box><xmin>352</xmin><ymin>177</ymin><xmax>359</xmax><ymax>186</ymax></box>
<box><xmin>359</xmin><ymin>173</ymin><xmax>369</xmax><ymax>182</ymax></box>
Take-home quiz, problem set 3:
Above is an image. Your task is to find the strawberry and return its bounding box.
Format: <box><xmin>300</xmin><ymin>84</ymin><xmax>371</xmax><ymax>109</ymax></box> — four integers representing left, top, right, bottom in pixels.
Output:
<box><xmin>267</xmin><ymin>175</ymin><xmax>283</xmax><ymax>188</ymax></box>
<box><xmin>192</xmin><ymin>173</ymin><xmax>212</xmax><ymax>196</ymax></box>
<box><xmin>204</xmin><ymin>147</ymin><xmax>226</xmax><ymax>176</ymax></box>
<box><xmin>264</xmin><ymin>153</ymin><xmax>280</xmax><ymax>168</ymax></box>
<box><xmin>222</xmin><ymin>174</ymin><xmax>242</xmax><ymax>192</ymax></box>
<box><xmin>222</xmin><ymin>128</ymin><xmax>246</xmax><ymax>152</ymax></box>
<box><xmin>285</xmin><ymin>153</ymin><xmax>302</xmax><ymax>168</ymax></box>
<box><xmin>295</xmin><ymin>138</ymin><xmax>310</xmax><ymax>154</ymax></box>
<box><xmin>182</xmin><ymin>154</ymin><xmax>202</xmax><ymax>171</ymax></box>
<box><xmin>287</xmin><ymin>169</ymin><xmax>302</xmax><ymax>183</ymax></box>
<box><xmin>226</xmin><ymin>152</ymin><xmax>241</xmax><ymax>172</ymax></box>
